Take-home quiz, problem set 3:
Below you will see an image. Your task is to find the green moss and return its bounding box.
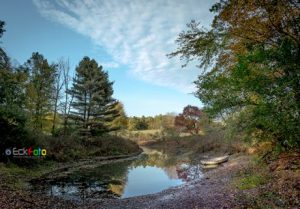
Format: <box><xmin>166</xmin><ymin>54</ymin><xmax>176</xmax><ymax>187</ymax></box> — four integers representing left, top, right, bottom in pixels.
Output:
<box><xmin>235</xmin><ymin>174</ymin><xmax>267</xmax><ymax>190</ymax></box>
<box><xmin>296</xmin><ymin>169</ymin><xmax>300</xmax><ymax>176</ymax></box>
<box><xmin>0</xmin><ymin>161</ymin><xmax>57</xmax><ymax>190</ymax></box>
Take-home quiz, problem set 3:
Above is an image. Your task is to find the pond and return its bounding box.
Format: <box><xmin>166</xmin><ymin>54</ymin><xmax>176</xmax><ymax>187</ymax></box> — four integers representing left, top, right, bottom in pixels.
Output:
<box><xmin>29</xmin><ymin>146</ymin><xmax>204</xmax><ymax>201</ymax></box>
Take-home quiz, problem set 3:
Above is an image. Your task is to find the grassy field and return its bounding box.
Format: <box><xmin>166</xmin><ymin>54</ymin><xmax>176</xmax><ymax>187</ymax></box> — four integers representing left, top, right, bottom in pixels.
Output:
<box><xmin>117</xmin><ymin>129</ymin><xmax>203</xmax><ymax>146</ymax></box>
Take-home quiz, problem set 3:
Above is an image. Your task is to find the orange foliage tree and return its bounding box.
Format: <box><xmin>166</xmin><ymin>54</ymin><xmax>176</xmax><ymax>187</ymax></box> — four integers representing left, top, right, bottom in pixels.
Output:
<box><xmin>175</xmin><ymin>105</ymin><xmax>202</xmax><ymax>135</ymax></box>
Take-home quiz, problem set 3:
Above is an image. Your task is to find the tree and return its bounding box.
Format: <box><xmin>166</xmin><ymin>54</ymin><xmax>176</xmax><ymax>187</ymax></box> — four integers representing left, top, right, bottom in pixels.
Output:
<box><xmin>0</xmin><ymin>20</ymin><xmax>26</xmax><ymax>114</ymax></box>
<box><xmin>0</xmin><ymin>21</ymin><xmax>9</xmax><ymax>69</ymax></box>
<box><xmin>0</xmin><ymin>21</ymin><xmax>34</xmax><ymax>161</ymax></box>
<box><xmin>51</xmin><ymin>58</ymin><xmax>66</xmax><ymax>134</ymax></box>
<box><xmin>109</xmin><ymin>101</ymin><xmax>128</xmax><ymax>131</ymax></box>
<box><xmin>175</xmin><ymin>105</ymin><xmax>202</xmax><ymax>134</ymax></box>
<box><xmin>128</xmin><ymin>116</ymin><xmax>148</xmax><ymax>130</ymax></box>
<box><xmin>136</xmin><ymin>116</ymin><xmax>148</xmax><ymax>130</ymax></box>
<box><xmin>24</xmin><ymin>52</ymin><xmax>56</xmax><ymax>130</ymax></box>
<box><xmin>170</xmin><ymin>0</ymin><xmax>300</xmax><ymax>147</ymax></box>
<box><xmin>61</xmin><ymin>58</ymin><xmax>72</xmax><ymax>135</ymax></box>
<box><xmin>69</xmin><ymin>56</ymin><xmax>118</xmax><ymax>135</ymax></box>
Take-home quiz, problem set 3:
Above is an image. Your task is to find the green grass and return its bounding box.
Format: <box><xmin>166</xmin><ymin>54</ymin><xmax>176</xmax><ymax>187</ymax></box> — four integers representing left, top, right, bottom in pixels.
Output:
<box><xmin>234</xmin><ymin>155</ymin><xmax>269</xmax><ymax>190</ymax></box>
<box><xmin>0</xmin><ymin>161</ymin><xmax>56</xmax><ymax>190</ymax></box>
<box><xmin>235</xmin><ymin>174</ymin><xmax>267</xmax><ymax>190</ymax></box>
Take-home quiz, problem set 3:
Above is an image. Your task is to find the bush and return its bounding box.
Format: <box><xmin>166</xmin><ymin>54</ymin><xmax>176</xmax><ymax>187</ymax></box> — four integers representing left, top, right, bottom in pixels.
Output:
<box><xmin>0</xmin><ymin>106</ymin><xmax>37</xmax><ymax>163</ymax></box>
<box><xmin>34</xmin><ymin>134</ymin><xmax>141</xmax><ymax>162</ymax></box>
<box><xmin>86</xmin><ymin>135</ymin><xmax>141</xmax><ymax>156</ymax></box>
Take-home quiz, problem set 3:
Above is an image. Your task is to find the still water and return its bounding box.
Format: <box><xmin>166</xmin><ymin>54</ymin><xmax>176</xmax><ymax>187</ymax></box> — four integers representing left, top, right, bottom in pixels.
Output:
<box><xmin>30</xmin><ymin>147</ymin><xmax>203</xmax><ymax>200</ymax></box>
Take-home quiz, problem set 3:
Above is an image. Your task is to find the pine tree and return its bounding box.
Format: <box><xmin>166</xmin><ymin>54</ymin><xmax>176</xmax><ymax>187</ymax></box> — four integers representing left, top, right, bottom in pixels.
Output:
<box><xmin>69</xmin><ymin>56</ymin><xmax>118</xmax><ymax>136</ymax></box>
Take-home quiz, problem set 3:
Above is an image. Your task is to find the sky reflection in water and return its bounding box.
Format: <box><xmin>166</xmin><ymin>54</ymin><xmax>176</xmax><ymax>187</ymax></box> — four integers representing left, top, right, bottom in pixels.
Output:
<box><xmin>31</xmin><ymin>147</ymin><xmax>203</xmax><ymax>200</ymax></box>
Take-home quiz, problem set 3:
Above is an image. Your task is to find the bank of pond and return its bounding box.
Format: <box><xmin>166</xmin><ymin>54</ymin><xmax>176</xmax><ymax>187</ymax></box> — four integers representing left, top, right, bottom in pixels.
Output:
<box><xmin>29</xmin><ymin>146</ymin><xmax>223</xmax><ymax>201</ymax></box>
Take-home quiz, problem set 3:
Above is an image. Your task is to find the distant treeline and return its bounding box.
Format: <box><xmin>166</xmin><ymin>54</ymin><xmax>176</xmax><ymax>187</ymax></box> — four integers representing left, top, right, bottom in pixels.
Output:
<box><xmin>127</xmin><ymin>105</ymin><xmax>203</xmax><ymax>136</ymax></box>
<box><xmin>127</xmin><ymin>114</ymin><xmax>175</xmax><ymax>131</ymax></box>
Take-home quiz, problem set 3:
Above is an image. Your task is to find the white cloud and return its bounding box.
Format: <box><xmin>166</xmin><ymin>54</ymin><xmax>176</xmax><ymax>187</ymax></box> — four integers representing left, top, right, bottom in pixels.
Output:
<box><xmin>100</xmin><ymin>61</ymin><xmax>120</xmax><ymax>69</ymax></box>
<box><xmin>32</xmin><ymin>0</ymin><xmax>216</xmax><ymax>93</ymax></box>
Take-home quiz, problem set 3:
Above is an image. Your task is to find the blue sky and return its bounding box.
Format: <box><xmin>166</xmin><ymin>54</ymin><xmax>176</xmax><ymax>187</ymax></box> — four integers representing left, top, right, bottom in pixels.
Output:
<box><xmin>0</xmin><ymin>0</ymin><xmax>216</xmax><ymax>116</ymax></box>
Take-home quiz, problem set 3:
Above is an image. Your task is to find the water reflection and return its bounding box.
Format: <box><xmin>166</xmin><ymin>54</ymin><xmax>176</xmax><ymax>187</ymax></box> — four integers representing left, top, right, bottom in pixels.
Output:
<box><xmin>122</xmin><ymin>166</ymin><xmax>183</xmax><ymax>198</ymax></box>
<box><xmin>30</xmin><ymin>147</ymin><xmax>203</xmax><ymax>201</ymax></box>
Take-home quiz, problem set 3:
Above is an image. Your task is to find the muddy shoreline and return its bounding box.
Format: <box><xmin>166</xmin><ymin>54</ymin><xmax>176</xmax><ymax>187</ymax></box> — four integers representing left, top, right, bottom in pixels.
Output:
<box><xmin>84</xmin><ymin>154</ymin><xmax>249</xmax><ymax>209</ymax></box>
<box><xmin>0</xmin><ymin>154</ymin><xmax>250</xmax><ymax>209</ymax></box>
<box><xmin>34</xmin><ymin>150</ymin><xmax>143</xmax><ymax>180</ymax></box>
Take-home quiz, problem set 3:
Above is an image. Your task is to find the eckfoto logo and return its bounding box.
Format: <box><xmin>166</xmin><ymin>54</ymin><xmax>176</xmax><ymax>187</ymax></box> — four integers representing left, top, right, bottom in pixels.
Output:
<box><xmin>5</xmin><ymin>147</ymin><xmax>47</xmax><ymax>157</ymax></box>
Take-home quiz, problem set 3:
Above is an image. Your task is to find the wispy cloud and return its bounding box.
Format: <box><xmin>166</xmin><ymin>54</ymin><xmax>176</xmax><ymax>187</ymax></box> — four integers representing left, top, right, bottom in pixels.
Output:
<box><xmin>100</xmin><ymin>61</ymin><xmax>120</xmax><ymax>69</ymax></box>
<box><xmin>32</xmin><ymin>0</ymin><xmax>215</xmax><ymax>93</ymax></box>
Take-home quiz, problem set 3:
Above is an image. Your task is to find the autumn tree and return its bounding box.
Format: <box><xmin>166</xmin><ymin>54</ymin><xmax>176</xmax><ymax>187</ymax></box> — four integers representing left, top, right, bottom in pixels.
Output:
<box><xmin>109</xmin><ymin>101</ymin><xmax>128</xmax><ymax>131</ymax></box>
<box><xmin>175</xmin><ymin>105</ymin><xmax>202</xmax><ymax>134</ymax></box>
<box><xmin>24</xmin><ymin>52</ymin><xmax>56</xmax><ymax>130</ymax></box>
<box><xmin>69</xmin><ymin>56</ymin><xmax>118</xmax><ymax>135</ymax></box>
<box><xmin>170</xmin><ymin>0</ymin><xmax>300</xmax><ymax>147</ymax></box>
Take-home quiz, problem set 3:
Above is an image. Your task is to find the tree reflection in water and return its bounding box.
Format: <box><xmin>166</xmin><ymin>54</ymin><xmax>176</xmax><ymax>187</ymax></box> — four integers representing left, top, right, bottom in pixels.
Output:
<box><xmin>30</xmin><ymin>147</ymin><xmax>203</xmax><ymax>201</ymax></box>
